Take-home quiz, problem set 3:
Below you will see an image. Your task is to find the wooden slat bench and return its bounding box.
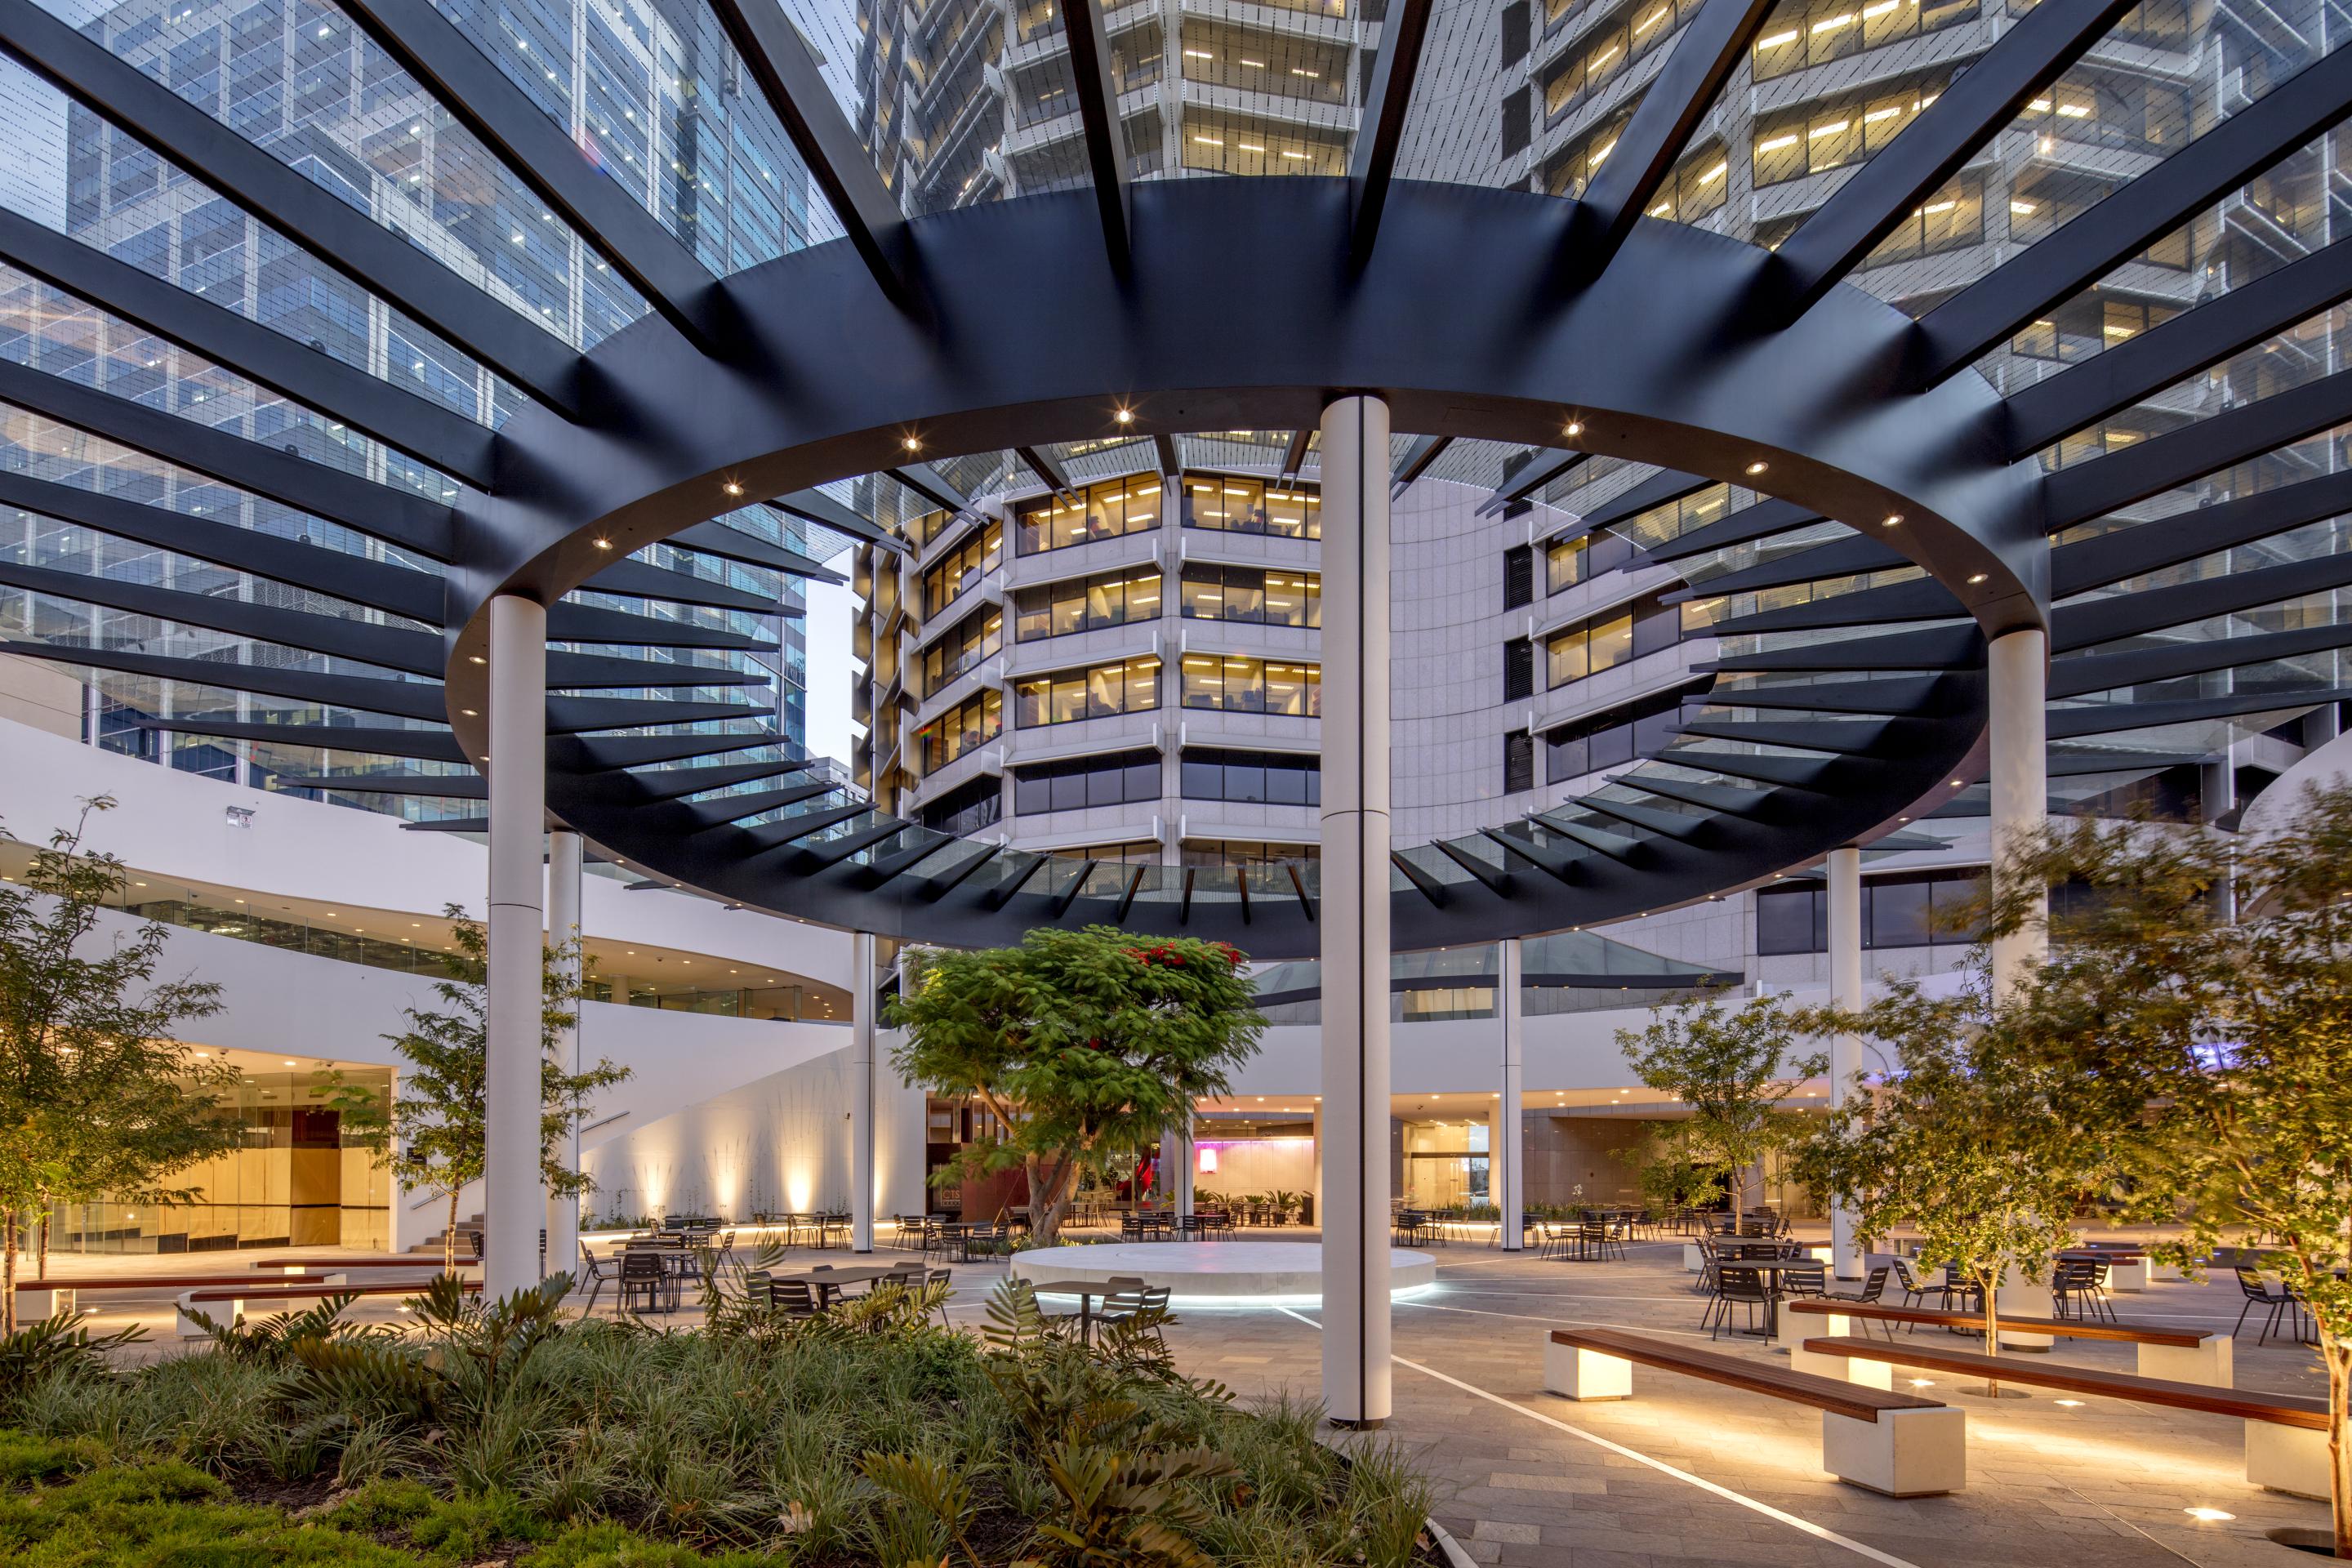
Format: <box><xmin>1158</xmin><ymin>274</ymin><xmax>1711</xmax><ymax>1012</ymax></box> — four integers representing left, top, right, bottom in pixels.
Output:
<box><xmin>1800</xmin><ymin>1334</ymin><xmax>2331</xmax><ymax>1500</ymax></box>
<box><xmin>1546</xmin><ymin>1327</ymin><xmax>1964</xmax><ymax>1497</ymax></box>
<box><xmin>15</xmin><ymin>1274</ymin><xmax>340</xmax><ymax>1321</ymax></box>
<box><xmin>250</xmin><ymin>1258</ymin><xmax>474</xmax><ymax>1272</ymax></box>
<box><xmin>176</xmin><ymin>1279</ymin><xmax>479</xmax><ymax>1338</ymax></box>
<box><xmin>1784</xmin><ymin>1298</ymin><xmax>2230</xmax><ymax>1385</ymax></box>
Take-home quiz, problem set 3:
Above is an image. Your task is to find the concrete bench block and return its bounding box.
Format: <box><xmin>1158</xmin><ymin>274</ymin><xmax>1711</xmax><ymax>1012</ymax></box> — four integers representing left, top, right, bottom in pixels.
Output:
<box><xmin>1543</xmin><ymin>1340</ymin><xmax>1632</xmax><ymax>1401</ymax></box>
<box><xmin>176</xmin><ymin>1294</ymin><xmax>238</xmax><ymax>1339</ymax></box>
<box><xmin>2137</xmin><ymin>1336</ymin><xmax>2231</xmax><ymax>1388</ymax></box>
<box><xmin>1824</xmin><ymin>1405</ymin><xmax>1967</xmax><ymax>1497</ymax></box>
<box><xmin>1683</xmin><ymin>1243</ymin><xmax>1704</xmax><ymax>1273</ymax></box>
<box><xmin>2247</xmin><ymin>1422</ymin><xmax>2330</xmax><ymax>1500</ymax></box>
<box><xmin>1788</xmin><ymin>1334</ymin><xmax>1895</xmax><ymax>1390</ymax></box>
<box><xmin>2104</xmin><ymin>1258</ymin><xmax>2149</xmax><ymax>1292</ymax></box>
<box><xmin>16</xmin><ymin>1287</ymin><xmax>75</xmax><ymax>1321</ymax></box>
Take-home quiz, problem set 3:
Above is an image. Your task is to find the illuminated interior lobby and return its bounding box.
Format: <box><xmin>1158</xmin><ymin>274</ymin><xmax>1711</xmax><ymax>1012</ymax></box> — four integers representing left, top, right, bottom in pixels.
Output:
<box><xmin>0</xmin><ymin>0</ymin><xmax>2350</xmax><ymax>1552</ymax></box>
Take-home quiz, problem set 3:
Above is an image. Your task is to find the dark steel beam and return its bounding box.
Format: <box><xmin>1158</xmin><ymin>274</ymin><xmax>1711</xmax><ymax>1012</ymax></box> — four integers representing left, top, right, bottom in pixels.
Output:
<box><xmin>2046</xmin><ymin>749</ymin><xmax>2210</xmax><ymax>776</ymax></box>
<box><xmin>1561</xmin><ymin>468</ymin><xmax>1710</xmax><ymax>537</ymax></box>
<box><xmin>0</xmin><ymin>639</ymin><xmax>446</xmax><ymax>719</ymax></box>
<box><xmin>0</xmin><ymin>207</ymin><xmax>495</xmax><ymax>487</ymax></box>
<box><xmin>545</xmin><ymin>601</ymin><xmax>779</xmax><ymax>651</ymax></box>
<box><xmin>1624</xmin><ymin>773</ymin><xmax>1782</xmax><ymax>819</ymax></box>
<box><xmin>768</xmin><ymin>491</ymin><xmax>905</xmax><ymax>555</ymax></box>
<box><xmin>886</xmin><ymin>464</ymin><xmax>973</xmax><ymax>514</ymax></box>
<box><xmin>1391</xmin><ymin>433</ymin><xmax>1451</xmax><ymax>494</ymax></box>
<box><xmin>1482</xmin><ymin>448</ymin><xmax>1588</xmax><ymax>515</ymax></box>
<box><xmin>2051</xmin><ymin>471</ymin><xmax>2352</xmax><ymax>596</ymax></box>
<box><xmin>2043</xmin><ymin>367</ymin><xmax>2352</xmax><ymax>530</ymax></box>
<box><xmin>1633</xmin><ymin>498</ymin><xmax>1821</xmax><ymax>564</ymax></box>
<box><xmin>2052</xmin><ymin>550</ymin><xmax>2352</xmax><ymax>653</ymax></box>
<box><xmin>1699</xmin><ymin>623</ymin><xmax>1984</xmax><ymax>672</ymax></box>
<box><xmin>0</xmin><ymin>0</ymin><xmax>581</xmax><ymax>412</ymax></box>
<box><xmin>682</xmin><ymin>782</ymin><xmax>839</xmax><ymax>830</ymax></box>
<box><xmin>2051</xmin><ymin>622</ymin><xmax>2352</xmax><ymax>697</ymax></box>
<box><xmin>702</xmin><ymin>0</ymin><xmax>914</xmax><ymax>304</ymax></box>
<box><xmin>569</xmin><ymin>732</ymin><xmax>782</xmax><ymax>768</ymax></box>
<box><xmin>1673</xmin><ymin>716</ymin><xmax>1898</xmax><ymax>751</ymax></box>
<box><xmin>1918</xmin><ymin>47</ymin><xmax>2352</xmax><ymax>381</ymax></box>
<box><xmin>584</xmin><ymin>558</ymin><xmax>784</xmax><ymax>614</ymax></box>
<box><xmin>1704</xmin><ymin>577</ymin><xmax>1962</xmax><ymax>635</ymax></box>
<box><xmin>1774</xmin><ymin>0</ymin><xmax>2140</xmax><ymax>313</ymax></box>
<box><xmin>1660</xmin><ymin>533</ymin><xmax>1906</xmax><ymax>599</ymax></box>
<box><xmin>1279</xmin><ymin>427</ymin><xmax>1312</xmax><ymax>482</ymax></box>
<box><xmin>2008</xmin><ymin>240</ymin><xmax>2352</xmax><ymax>457</ymax></box>
<box><xmin>1566</xmin><ymin>0</ymin><xmax>1779</xmax><ymax>281</ymax></box>
<box><xmin>2047</xmin><ymin>685</ymin><xmax>2352</xmax><ymax>738</ymax></box>
<box><xmin>1348</xmin><ymin>0</ymin><xmax>1437</xmax><ymax>264</ymax></box>
<box><xmin>274</xmin><ymin>772</ymin><xmax>483</xmax><ymax>797</ymax></box>
<box><xmin>1714</xmin><ymin>674</ymin><xmax>1955</xmax><ymax>713</ymax></box>
<box><xmin>0</xmin><ymin>470</ymin><xmax>443</xmax><ymax>621</ymax></box>
<box><xmin>0</xmin><ymin>559</ymin><xmax>442</xmax><ymax>673</ymax></box>
<box><xmin>1575</xmin><ymin>794</ymin><xmax>1708</xmax><ymax>840</ymax></box>
<box><xmin>1058</xmin><ymin>0</ymin><xmax>1133</xmax><ymax>274</ymax></box>
<box><xmin>546</xmin><ymin>693</ymin><xmax>769</xmax><ymax>733</ymax></box>
<box><xmin>670</xmin><ymin>520</ymin><xmax>845</xmax><ymax>581</ymax></box>
<box><xmin>1014</xmin><ymin>444</ymin><xmax>1075</xmax><ymax>497</ymax></box>
<box><xmin>0</xmin><ymin>359</ymin><xmax>455</xmax><ymax>560</ymax></box>
<box><xmin>333</xmin><ymin>0</ymin><xmax>726</xmax><ymax>354</ymax></box>
<box><xmin>1647</xmin><ymin>748</ymin><xmax>1863</xmax><ymax>791</ymax></box>
<box><xmin>1153</xmin><ymin>433</ymin><xmax>1182</xmax><ymax>474</ymax></box>
<box><xmin>135</xmin><ymin>718</ymin><xmax>464</xmax><ymax>763</ymax></box>
<box><xmin>630</xmin><ymin>758</ymin><xmax>818</xmax><ymax>801</ymax></box>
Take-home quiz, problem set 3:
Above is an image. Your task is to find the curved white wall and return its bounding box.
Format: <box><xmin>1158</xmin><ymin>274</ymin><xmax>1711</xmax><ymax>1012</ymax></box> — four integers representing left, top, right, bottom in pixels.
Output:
<box><xmin>0</xmin><ymin>721</ymin><xmax>853</xmax><ymax>981</ymax></box>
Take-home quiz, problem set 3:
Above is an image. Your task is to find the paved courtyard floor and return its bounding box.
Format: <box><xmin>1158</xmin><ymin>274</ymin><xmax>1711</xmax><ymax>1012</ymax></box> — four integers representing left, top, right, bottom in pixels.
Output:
<box><xmin>23</xmin><ymin>1226</ymin><xmax>2335</xmax><ymax>1566</ymax></box>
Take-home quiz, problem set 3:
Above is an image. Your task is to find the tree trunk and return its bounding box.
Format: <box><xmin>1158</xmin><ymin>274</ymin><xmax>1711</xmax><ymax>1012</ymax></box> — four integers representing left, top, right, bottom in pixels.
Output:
<box><xmin>2329</xmin><ymin>1348</ymin><xmax>2351</xmax><ymax>1559</ymax></box>
<box><xmin>1032</xmin><ymin>1156</ymin><xmax>1076</xmax><ymax>1249</ymax></box>
<box><xmin>1980</xmin><ymin>1270</ymin><xmax>2001</xmax><ymax>1396</ymax></box>
<box><xmin>443</xmin><ymin>1189</ymin><xmax>461</xmax><ymax>1278</ymax></box>
<box><xmin>2</xmin><ymin>1208</ymin><xmax>17</xmax><ymax>1336</ymax></box>
<box><xmin>37</xmin><ymin>1210</ymin><xmax>49</xmax><ymax>1281</ymax></box>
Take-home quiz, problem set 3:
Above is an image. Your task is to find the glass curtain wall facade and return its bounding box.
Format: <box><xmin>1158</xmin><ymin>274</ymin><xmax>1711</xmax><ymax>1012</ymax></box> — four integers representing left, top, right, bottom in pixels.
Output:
<box><xmin>0</xmin><ymin>0</ymin><xmax>819</xmax><ymax>820</ymax></box>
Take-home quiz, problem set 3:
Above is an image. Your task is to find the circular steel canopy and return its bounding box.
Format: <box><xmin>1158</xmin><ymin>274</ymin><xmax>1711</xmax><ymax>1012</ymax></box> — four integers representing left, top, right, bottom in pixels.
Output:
<box><xmin>0</xmin><ymin>0</ymin><xmax>2345</xmax><ymax>958</ymax></box>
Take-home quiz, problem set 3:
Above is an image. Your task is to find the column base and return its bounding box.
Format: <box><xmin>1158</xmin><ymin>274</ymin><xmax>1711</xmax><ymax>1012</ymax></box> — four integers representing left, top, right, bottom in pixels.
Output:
<box><xmin>1329</xmin><ymin>1417</ymin><xmax>1388</xmax><ymax>1432</ymax></box>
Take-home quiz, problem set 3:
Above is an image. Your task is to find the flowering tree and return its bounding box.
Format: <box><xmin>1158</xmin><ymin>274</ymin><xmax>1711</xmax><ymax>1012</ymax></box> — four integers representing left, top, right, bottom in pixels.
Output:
<box><xmin>888</xmin><ymin>926</ymin><xmax>1264</xmax><ymax>1247</ymax></box>
<box><xmin>1616</xmin><ymin>991</ymin><xmax>1824</xmax><ymax>1213</ymax></box>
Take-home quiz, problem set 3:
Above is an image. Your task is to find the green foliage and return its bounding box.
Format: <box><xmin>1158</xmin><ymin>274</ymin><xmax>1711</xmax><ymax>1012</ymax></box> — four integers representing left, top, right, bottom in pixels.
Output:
<box><xmin>889</xmin><ymin>927</ymin><xmax>1265</xmax><ymax>1246</ymax></box>
<box><xmin>336</xmin><ymin>906</ymin><xmax>630</xmax><ymax>1272</ymax></box>
<box><xmin>1612</xmin><ymin>1124</ymin><xmax>1720</xmax><ymax>1215</ymax></box>
<box><xmin>0</xmin><ymin>1312</ymin><xmax>146</xmax><ymax>1405</ymax></box>
<box><xmin>0</xmin><ymin>1269</ymin><xmax>1437</xmax><ymax>1567</ymax></box>
<box><xmin>1788</xmin><ymin>977</ymin><xmax>2096</xmax><ymax>1360</ymax></box>
<box><xmin>0</xmin><ymin>800</ymin><xmax>236</xmax><ymax>1329</ymax></box>
<box><xmin>1976</xmin><ymin>786</ymin><xmax>2352</xmax><ymax>1550</ymax></box>
<box><xmin>1616</xmin><ymin>989</ymin><xmax>1824</xmax><ymax>1210</ymax></box>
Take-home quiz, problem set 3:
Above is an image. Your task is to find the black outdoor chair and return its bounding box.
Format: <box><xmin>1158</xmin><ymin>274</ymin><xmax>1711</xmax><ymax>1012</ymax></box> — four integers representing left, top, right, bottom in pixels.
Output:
<box><xmin>2234</xmin><ymin>1266</ymin><xmax>2304</xmax><ymax>1344</ymax></box>
<box><xmin>577</xmin><ymin>1243</ymin><xmax>613</xmax><ymax>1313</ymax></box>
<box><xmin>619</xmin><ymin>1250</ymin><xmax>675</xmax><ymax>1315</ymax></box>
<box><xmin>1823</xmin><ymin>1266</ymin><xmax>1894</xmax><ymax>1338</ymax></box>
<box><xmin>1704</xmin><ymin>1265</ymin><xmax>1771</xmax><ymax>1339</ymax></box>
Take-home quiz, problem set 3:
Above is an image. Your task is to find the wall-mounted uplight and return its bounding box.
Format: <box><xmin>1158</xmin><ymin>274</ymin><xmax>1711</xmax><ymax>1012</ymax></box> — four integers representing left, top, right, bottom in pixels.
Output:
<box><xmin>2184</xmin><ymin>1508</ymin><xmax>2234</xmax><ymax>1523</ymax></box>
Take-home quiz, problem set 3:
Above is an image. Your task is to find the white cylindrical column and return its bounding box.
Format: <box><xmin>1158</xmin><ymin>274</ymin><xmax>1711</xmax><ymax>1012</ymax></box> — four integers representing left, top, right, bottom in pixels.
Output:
<box><xmin>546</xmin><ymin>828</ymin><xmax>584</xmax><ymax>1279</ymax></box>
<box><xmin>1498</xmin><ymin>939</ymin><xmax>1524</xmax><ymax>1251</ymax></box>
<box><xmin>485</xmin><ymin>594</ymin><xmax>548</xmax><ymax>1298</ymax></box>
<box><xmin>1311</xmin><ymin>1101</ymin><xmax>1324</xmax><ymax>1229</ymax></box>
<box><xmin>1318</xmin><ymin>393</ymin><xmax>1393</xmax><ymax>1428</ymax></box>
<box><xmin>1825</xmin><ymin>844</ymin><xmax>1863</xmax><ymax>1278</ymax></box>
<box><xmin>850</xmin><ymin>931</ymin><xmax>876</xmax><ymax>1254</ymax></box>
<box><xmin>1987</xmin><ymin>628</ymin><xmax>2048</xmax><ymax>1000</ymax></box>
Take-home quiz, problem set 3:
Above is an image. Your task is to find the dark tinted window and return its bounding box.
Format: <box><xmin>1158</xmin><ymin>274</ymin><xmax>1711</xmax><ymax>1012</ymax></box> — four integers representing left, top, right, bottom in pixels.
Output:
<box><xmin>1756</xmin><ymin>885</ymin><xmax>1817</xmax><ymax>956</ymax></box>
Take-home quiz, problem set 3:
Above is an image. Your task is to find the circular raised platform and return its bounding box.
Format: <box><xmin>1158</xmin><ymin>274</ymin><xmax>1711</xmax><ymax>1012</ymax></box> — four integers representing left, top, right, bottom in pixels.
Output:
<box><xmin>1009</xmin><ymin>1241</ymin><xmax>1437</xmax><ymax>1303</ymax></box>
